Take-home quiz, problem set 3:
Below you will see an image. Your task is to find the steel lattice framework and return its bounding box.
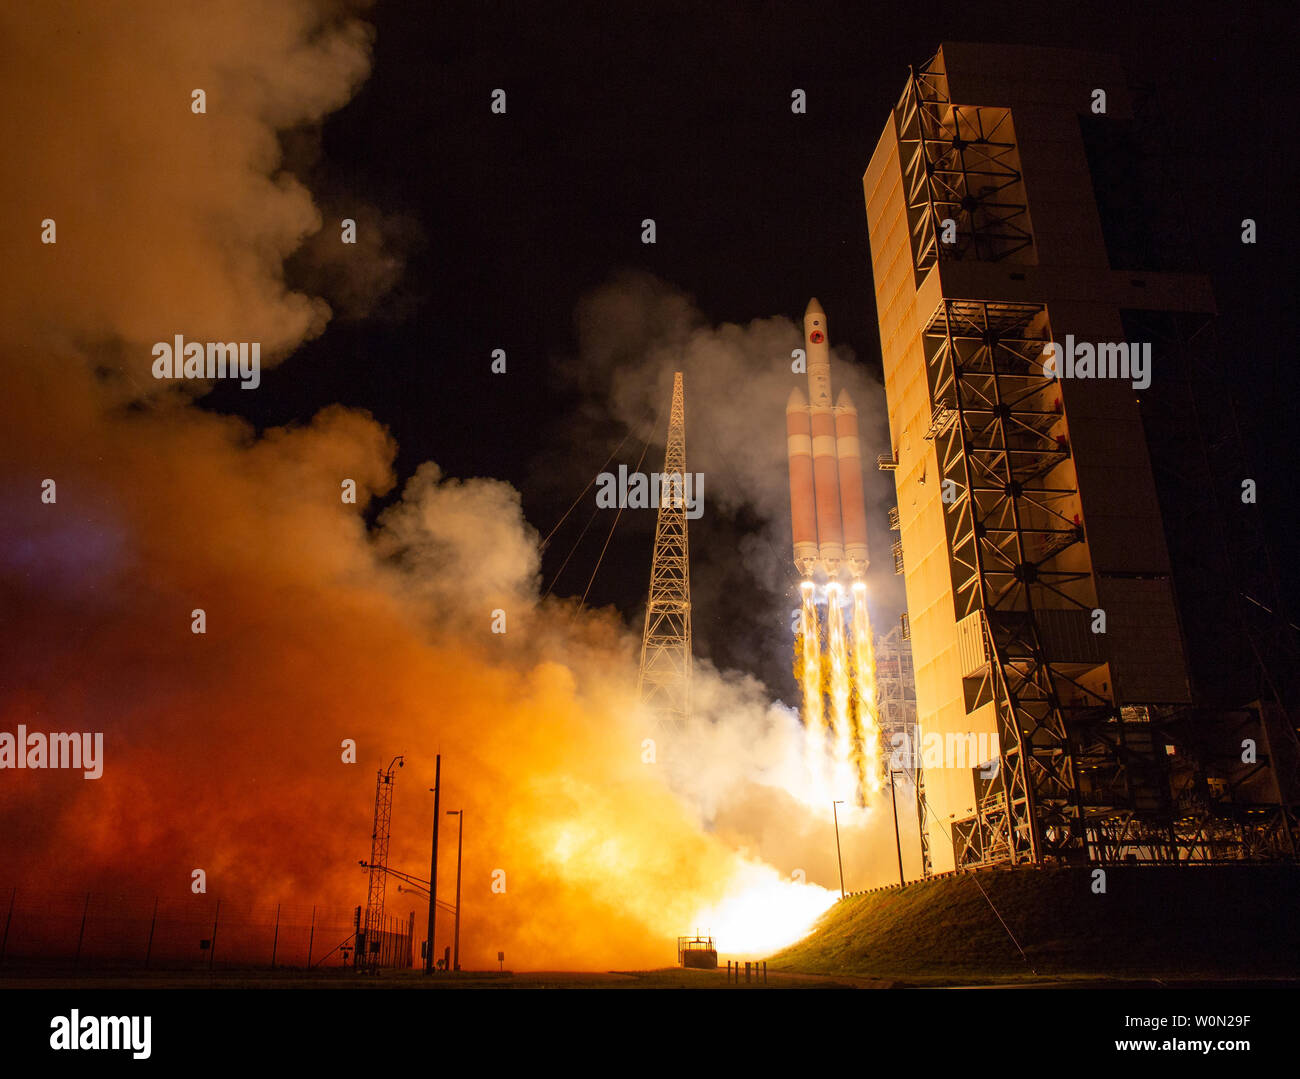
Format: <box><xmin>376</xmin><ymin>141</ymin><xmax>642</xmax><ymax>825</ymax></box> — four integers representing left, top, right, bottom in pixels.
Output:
<box><xmin>637</xmin><ymin>372</ymin><xmax>692</xmax><ymax>736</ymax></box>
<box><xmin>880</xmin><ymin>49</ymin><xmax>1296</xmax><ymax>868</ymax></box>
<box><xmin>915</xmin><ymin>762</ymin><xmax>934</xmax><ymax>877</ymax></box>
<box><xmin>927</xmin><ymin>299</ymin><xmax>1084</xmax><ymax>864</ymax></box>
<box><xmin>924</xmin><ymin>299</ymin><xmax>1189</xmax><ymax>865</ymax></box>
<box><xmin>362</xmin><ymin>757</ymin><xmax>401</xmax><ymax>970</ymax></box>
<box><xmin>895</xmin><ymin>56</ymin><xmax>1034</xmax><ymax>278</ymax></box>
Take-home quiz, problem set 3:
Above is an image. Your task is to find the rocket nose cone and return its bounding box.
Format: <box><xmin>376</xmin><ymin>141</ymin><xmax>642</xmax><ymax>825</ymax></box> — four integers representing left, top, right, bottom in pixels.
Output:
<box><xmin>787</xmin><ymin>386</ymin><xmax>809</xmax><ymax>409</ymax></box>
<box><xmin>804</xmin><ymin>298</ymin><xmax>827</xmax><ymax>343</ymax></box>
<box><xmin>836</xmin><ymin>388</ymin><xmax>856</xmax><ymax>411</ymax></box>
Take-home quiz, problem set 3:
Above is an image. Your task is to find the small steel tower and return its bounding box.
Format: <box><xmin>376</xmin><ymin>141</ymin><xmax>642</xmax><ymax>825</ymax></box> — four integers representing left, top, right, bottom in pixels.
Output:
<box><xmin>637</xmin><ymin>372</ymin><xmax>693</xmax><ymax>736</ymax></box>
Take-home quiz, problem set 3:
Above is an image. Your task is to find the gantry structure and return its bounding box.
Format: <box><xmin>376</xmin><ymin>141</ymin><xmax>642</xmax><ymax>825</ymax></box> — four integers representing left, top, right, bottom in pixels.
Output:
<box><xmin>865</xmin><ymin>45</ymin><xmax>1297</xmax><ymax>869</ymax></box>
<box><xmin>637</xmin><ymin>372</ymin><xmax>693</xmax><ymax>737</ymax></box>
<box><xmin>361</xmin><ymin>755</ymin><xmax>402</xmax><ymax>969</ymax></box>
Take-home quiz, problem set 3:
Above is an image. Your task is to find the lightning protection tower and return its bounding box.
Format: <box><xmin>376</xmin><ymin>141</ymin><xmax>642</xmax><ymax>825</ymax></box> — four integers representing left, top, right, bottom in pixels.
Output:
<box><xmin>362</xmin><ymin>755</ymin><xmax>402</xmax><ymax>971</ymax></box>
<box><xmin>637</xmin><ymin>372</ymin><xmax>693</xmax><ymax>736</ymax></box>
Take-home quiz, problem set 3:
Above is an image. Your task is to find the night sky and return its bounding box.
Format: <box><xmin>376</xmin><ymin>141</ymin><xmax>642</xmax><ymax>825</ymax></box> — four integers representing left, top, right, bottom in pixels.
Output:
<box><xmin>2</xmin><ymin>0</ymin><xmax>1298</xmax><ymax>1003</ymax></box>
<box><xmin>206</xmin><ymin>0</ymin><xmax>1294</xmax><ymax>691</ymax></box>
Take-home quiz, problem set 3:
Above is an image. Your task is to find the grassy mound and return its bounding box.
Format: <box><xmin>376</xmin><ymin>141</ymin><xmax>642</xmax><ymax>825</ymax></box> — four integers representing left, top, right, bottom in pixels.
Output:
<box><xmin>768</xmin><ymin>864</ymin><xmax>1300</xmax><ymax>983</ymax></box>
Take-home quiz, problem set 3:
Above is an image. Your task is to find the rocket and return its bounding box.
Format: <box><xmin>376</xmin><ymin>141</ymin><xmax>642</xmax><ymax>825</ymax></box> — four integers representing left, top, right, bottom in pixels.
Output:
<box><xmin>786</xmin><ymin>298</ymin><xmax>870</xmax><ymax>580</ymax></box>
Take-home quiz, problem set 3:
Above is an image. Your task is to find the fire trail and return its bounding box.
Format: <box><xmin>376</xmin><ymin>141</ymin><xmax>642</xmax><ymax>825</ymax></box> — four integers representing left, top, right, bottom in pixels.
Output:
<box><xmin>794</xmin><ymin>582</ymin><xmax>883</xmax><ymax>805</ymax></box>
<box><xmin>786</xmin><ymin>299</ymin><xmax>885</xmax><ymax>806</ymax></box>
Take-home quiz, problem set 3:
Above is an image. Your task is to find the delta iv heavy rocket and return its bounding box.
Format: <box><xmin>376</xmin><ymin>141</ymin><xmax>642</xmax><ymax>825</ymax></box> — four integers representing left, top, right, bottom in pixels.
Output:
<box><xmin>786</xmin><ymin>298</ymin><xmax>870</xmax><ymax>581</ymax></box>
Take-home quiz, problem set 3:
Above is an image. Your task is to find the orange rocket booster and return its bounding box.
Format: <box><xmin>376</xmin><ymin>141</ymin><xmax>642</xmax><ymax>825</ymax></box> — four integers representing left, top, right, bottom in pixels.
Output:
<box><xmin>785</xmin><ymin>298</ymin><xmax>870</xmax><ymax>580</ymax></box>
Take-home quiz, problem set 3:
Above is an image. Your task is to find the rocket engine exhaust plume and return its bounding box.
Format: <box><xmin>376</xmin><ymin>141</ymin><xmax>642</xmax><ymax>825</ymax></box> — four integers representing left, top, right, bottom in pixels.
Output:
<box><xmin>852</xmin><ymin>583</ymin><xmax>885</xmax><ymax>797</ymax></box>
<box><xmin>785</xmin><ymin>300</ymin><xmax>885</xmax><ymax>806</ymax></box>
<box><xmin>796</xmin><ymin>583</ymin><xmax>827</xmax><ymax>785</ymax></box>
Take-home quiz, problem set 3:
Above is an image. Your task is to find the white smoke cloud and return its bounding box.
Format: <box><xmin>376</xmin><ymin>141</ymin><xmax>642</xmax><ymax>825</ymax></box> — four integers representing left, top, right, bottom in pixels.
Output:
<box><xmin>569</xmin><ymin>270</ymin><xmax>905</xmax><ymax>609</ymax></box>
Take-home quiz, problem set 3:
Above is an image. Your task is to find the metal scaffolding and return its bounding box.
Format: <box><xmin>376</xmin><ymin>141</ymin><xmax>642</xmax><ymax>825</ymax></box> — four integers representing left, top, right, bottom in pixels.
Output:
<box><xmin>895</xmin><ymin>53</ymin><xmax>1034</xmax><ymax>279</ymax></box>
<box><xmin>637</xmin><ymin>372</ymin><xmax>692</xmax><ymax>736</ymax></box>
<box><xmin>923</xmin><ymin>298</ymin><xmax>1105</xmax><ymax>864</ymax></box>
<box><xmin>361</xmin><ymin>756</ymin><xmax>402</xmax><ymax>970</ymax></box>
<box><xmin>889</xmin><ymin>52</ymin><xmax>1296</xmax><ymax>867</ymax></box>
<box><xmin>915</xmin><ymin>762</ymin><xmax>934</xmax><ymax>878</ymax></box>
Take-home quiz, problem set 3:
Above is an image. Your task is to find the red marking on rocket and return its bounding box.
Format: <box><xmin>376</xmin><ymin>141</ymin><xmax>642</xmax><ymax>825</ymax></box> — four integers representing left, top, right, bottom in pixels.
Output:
<box><xmin>786</xmin><ymin>298</ymin><xmax>871</xmax><ymax>580</ymax></box>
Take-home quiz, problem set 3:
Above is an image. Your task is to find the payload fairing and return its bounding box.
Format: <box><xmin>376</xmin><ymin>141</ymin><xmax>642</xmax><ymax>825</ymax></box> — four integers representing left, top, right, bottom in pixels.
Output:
<box><xmin>786</xmin><ymin>298</ymin><xmax>870</xmax><ymax>580</ymax></box>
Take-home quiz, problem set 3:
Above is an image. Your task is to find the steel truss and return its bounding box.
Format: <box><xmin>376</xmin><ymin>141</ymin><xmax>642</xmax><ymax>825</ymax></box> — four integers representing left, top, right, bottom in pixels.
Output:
<box><xmin>894</xmin><ymin>54</ymin><xmax>1034</xmax><ymax>278</ymax></box>
<box><xmin>637</xmin><ymin>372</ymin><xmax>693</xmax><ymax>736</ymax></box>
<box><xmin>362</xmin><ymin>757</ymin><xmax>401</xmax><ymax>970</ymax></box>
<box><xmin>915</xmin><ymin>762</ymin><xmax>934</xmax><ymax>877</ymax></box>
<box><xmin>887</xmin><ymin>51</ymin><xmax>1295</xmax><ymax>869</ymax></box>
<box><xmin>924</xmin><ymin>298</ymin><xmax>1297</xmax><ymax>866</ymax></box>
<box><xmin>924</xmin><ymin>298</ymin><xmax>1186</xmax><ymax>865</ymax></box>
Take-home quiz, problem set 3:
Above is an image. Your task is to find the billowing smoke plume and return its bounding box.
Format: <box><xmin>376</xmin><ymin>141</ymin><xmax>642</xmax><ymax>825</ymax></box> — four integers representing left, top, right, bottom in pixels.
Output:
<box><xmin>552</xmin><ymin>272</ymin><xmax>921</xmax><ymax>897</ymax></box>
<box><xmin>0</xmin><ymin>3</ymin><xmax>918</xmax><ymax>970</ymax></box>
<box><xmin>562</xmin><ymin>271</ymin><xmax>906</xmax><ymax>679</ymax></box>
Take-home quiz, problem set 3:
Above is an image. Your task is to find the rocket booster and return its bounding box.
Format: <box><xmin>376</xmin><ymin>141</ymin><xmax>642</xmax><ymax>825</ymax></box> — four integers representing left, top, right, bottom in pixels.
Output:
<box><xmin>786</xmin><ymin>298</ymin><xmax>870</xmax><ymax>580</ymax></box>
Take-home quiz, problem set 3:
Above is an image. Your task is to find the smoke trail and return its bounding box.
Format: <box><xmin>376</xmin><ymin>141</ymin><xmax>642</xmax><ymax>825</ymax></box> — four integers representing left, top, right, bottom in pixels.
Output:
<box><xmin>0</xmin><ymin>5</ymin><xmax>922</xmax><ymax>968</ymax></box>
<box><xmin>560</xmin><ymin>271</ymin><xmax>906</xmax><ymax>688</ymax></box>
<box><xmin>0</xmin><ymin>0</ymin><xmax>854</xmax><ymax>969</ymax></box>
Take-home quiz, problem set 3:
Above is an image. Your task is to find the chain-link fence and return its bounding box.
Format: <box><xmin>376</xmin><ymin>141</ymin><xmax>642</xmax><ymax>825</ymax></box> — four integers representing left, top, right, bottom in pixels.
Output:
<box><xmin>0</xmin><ymin>886</ymin><xmax>418</xmax><ymax>971</ymax></box>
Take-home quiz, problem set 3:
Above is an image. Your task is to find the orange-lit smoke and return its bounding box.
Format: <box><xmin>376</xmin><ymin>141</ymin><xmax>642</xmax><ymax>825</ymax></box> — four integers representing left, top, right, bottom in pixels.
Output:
<box><xmin>0</xmin><ymin>0</ymin><xmax>936</xmax><ymax>970</ymax></box>
<box><xmin>0</xmin><ymin>0</ymin><xmax>862</xmax><ymax>971</ymax></box>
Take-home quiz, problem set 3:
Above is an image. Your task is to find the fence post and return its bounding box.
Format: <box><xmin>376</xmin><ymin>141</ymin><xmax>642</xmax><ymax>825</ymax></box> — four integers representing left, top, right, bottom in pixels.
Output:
<box><xmin>209</xmin><ymin>900</ymin><xmax>221</xmax><ymax>971</ymax></box>
<box><xmin>74</xmin><ymin>893</ymin><xmax>90</xmax><ymax>971</ymax></box>
<box><xmin>271</xmin><ymin>903</ymin><xmax>280</xmax><ymax>969</ymax></box>
<box><xmin>0</xmin><ymin>888</ymin><xmax>14</xmax><ymax>966</ymax></box>
<box><xmin>307</xmin><ymin>906</ymin><xmax>316</xmax><ymax>968</ymax></box>
<box><xmin>145</xmin><ymin>897</ymin><xmax>158</xmax><ymax>969</ymax></box>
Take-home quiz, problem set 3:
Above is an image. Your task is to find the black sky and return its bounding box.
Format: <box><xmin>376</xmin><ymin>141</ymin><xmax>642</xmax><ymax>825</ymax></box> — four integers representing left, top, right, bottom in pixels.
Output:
<box><xmin>205</xmin><ymin>0</ymin><xmax>1294</xmax><ymax>697</ymax></box>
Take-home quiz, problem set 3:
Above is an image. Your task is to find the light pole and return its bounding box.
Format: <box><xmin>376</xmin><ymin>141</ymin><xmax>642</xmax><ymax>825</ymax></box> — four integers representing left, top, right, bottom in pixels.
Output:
<box><xmin>424</xmin><ymin>754</ymin><xmax>440</xmax><ymax>974</ymax></box>
<box><xmin>888</xmin><ymin>770</ymin><xmax>905</xmax><ymax>887</ymax></box>
<box><xmin>446</xmin><ymin>810</ymin><xmax>463</xmax><ymax>971</ymax></box>
<box><xmin>832</xmin><ymin>800</ymin><xmax>846</xmax><ymax>899</ymax></box>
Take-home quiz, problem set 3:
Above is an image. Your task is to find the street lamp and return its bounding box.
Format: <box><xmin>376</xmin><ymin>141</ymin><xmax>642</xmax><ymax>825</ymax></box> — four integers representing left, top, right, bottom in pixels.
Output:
<box><xmin>446</xmin><ymin>809</ymin><xmax>463</xmax><ymax>971</ymax></box>
<box><xmin>832</xmin><ymin>800</ymin><xmax>846</xmax><ymax>899</ymax></box>
<box><xmin>425</xmin><ymin>754</ymin><xmax>440</xmax><ymax>975</ymax></box>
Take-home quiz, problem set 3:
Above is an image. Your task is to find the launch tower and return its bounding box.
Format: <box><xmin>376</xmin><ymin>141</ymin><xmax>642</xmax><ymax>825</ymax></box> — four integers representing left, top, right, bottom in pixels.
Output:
<box><xmin>864</xmin><ymin>44</ymin><xmax>1298</xmax><ymax>869</ymax></box>
<box><xmin>637</xmin><ymin>372</ymin><xmax>693</xmax><ymax>735</ymax></box>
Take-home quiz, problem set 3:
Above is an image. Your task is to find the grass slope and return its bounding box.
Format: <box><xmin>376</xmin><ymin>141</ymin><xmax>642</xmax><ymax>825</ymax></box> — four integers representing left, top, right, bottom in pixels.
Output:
<box><xmin>769</xmin><ymin>864</ymin><xmax>1300</xmax><ymax>983</ymax></box>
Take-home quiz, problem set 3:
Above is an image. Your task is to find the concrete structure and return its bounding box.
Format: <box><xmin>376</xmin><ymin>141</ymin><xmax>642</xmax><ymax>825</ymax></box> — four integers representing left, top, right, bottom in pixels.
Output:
<box><xmin>862</xmin><ymin>44</ymin><xmax>1266</xmax><ymax>869</ymax></box>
